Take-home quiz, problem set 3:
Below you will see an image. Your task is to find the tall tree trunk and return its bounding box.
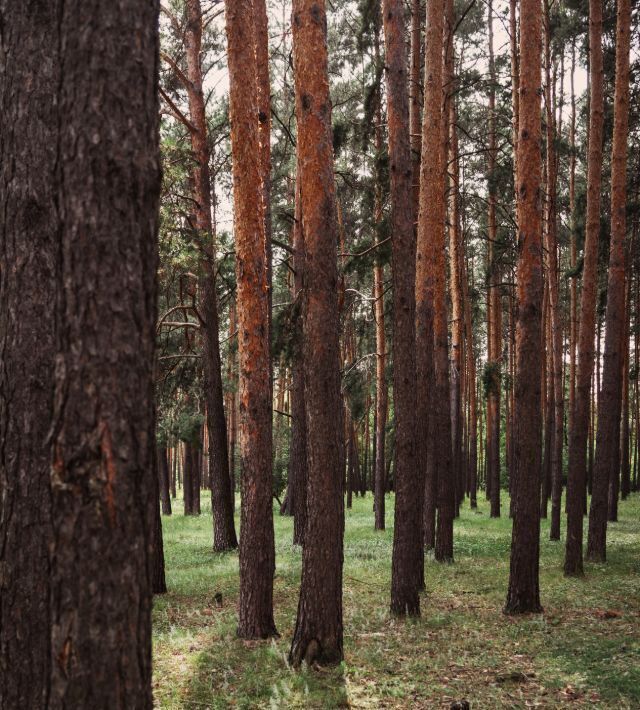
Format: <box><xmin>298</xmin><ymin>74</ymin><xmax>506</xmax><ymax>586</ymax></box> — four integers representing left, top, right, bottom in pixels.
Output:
<box><xmin>504</xmin><ymin>0</ymin><xmax>544</xmax><ymax>614</ymax></box>
<box><xmin>565</xmin><ymin>0</ymin><xmax>604</xmax><ymax>576</ymax></box>
<box><xmin>587</xmin><ymin>0</ymin><xmax>631</xmax><ymax>560</ymax></box>
<box><xmin>543</xmin><ymin>0</ymin><xmax>564</xmax><ymax>542</ymax></box>
<box><xmin>487</xmin><ymin>0</ymin><xmax>502</xmax><ymax>519</ymax></box>
<box><xmin>0</xmin><ymin>1</ymin><xmax>161</xmax><ymax>704</ymax></box>
<box><xmin>183</xmin><ymin>0</ymin><xmax>237</xmax><ymax>551</ymax></box>
<box><xmin>290</xmin><ymin>168</ymin><xmax>308</xmax><ymax>546</ymax></box>
<box><xmin>410</xmin><ymin>0</ymin><xmax>422</xmax><ymax>222</ymax></box>
<box><xmin>0</xmin><ymin>5</ymin><xmax>59</xmax><ymax>702</ymax></box>
<box><xmin>289</xmin><ymin>0</ymin><xmax>344</xmax><ymax>667</ymax></box>
<box><xmin>384</xmin><ymin>0</ymin><xmax>420</xmax><ymax>615</ymax></box>
<box><xmin>569</xmin><ymin>40</ymin><xmax>578</xmax><ymax>432</ymax></box>
<box><xmin>620</xmin><ymin>276</ymin><xmax>631</xmax><ymax>500</ymax></box>
<box><xmin>225</xmin><ymin>0</ymin><xmax>277</xmax><ymax>640</ymax></box>
<box><xmin>152</xmin><ymin>443</ymin><xmax>168</xmax><ymax>595</ymax></box>
<box><xmin>374</xmin><ymin>28</ymin><xmax>388</xmax><ymax>531</ymax></box>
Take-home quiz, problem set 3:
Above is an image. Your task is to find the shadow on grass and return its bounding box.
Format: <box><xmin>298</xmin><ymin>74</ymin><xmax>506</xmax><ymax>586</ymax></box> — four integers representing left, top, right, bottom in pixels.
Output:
<box><xmin>184</xmin><ymin>635</ymin><xmax>348</xmax><ymax>709</ymax></box>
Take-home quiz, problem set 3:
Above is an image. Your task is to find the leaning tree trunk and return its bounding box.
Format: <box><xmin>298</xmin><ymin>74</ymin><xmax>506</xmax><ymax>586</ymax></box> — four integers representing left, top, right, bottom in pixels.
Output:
<box><xmin>504</xmin><ymin>0</ymin><xmax>544</xmax><ymax>615</ymax></box>
<box><xmin>384</xmin><ymin>0</ymin><xmax>420</xmax><ymax>616</ymax></box>
<box><xmin>565</xmin><ymin>0</ymin><xmax>604</xmax><ymax>576</ymax></box>
<box><xmin>587</xmin><ymin>0</ymin><xmax>631</xmax><ymax>562</ymax></box>
<box><xmin>225</xmin><ymin>0</ymin><xmax>277</xmax><ymax>640</ymax></box>
<box><xmin>1</xmin><ymin>1</ymin><xmax>161</xmax><ymax>705</ymax></box>
<box><xmin>289</xmin><ymin>0</ymin><xmax>345</xmax><ymax>667</ymax></box>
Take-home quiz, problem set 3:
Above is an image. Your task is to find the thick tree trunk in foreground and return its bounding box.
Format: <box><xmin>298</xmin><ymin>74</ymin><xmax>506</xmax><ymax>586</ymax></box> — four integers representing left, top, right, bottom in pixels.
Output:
<box><xmin>587</xmin><ymin>0</ymin><xmax>631</xmax><ymax>562</ymax></box>
<box><xmin>565</xmin><ymin>0</ymin><xmax>604</xmax><ymax>576</ymax></box>
<box><xmin>225</xmin><ymin>0</ymin><xmax>277</xmax><ymax>640</ymax></box>
<box><xmin>0</xmin><ymin>4</ymin><xmax>58</xmax><ymax>703</ymax></box>
<box><xmin>384</xmin><ymin>0</ymin><xmax>420</xmax><ymax>616</ymax></box>
<box><xmin>0</xmin><ymin>1</ymin><xmax>161</xmax><ymax>705</ymax></box>
<box><xmin>289</xmin><ymin>0</ymin><xmax>345</xmax><ymax>667</ymax></box>
<box><xmin>504</xmin><ymin>0</ymin><xmax>544</xmax><ymax>615</ymax></box>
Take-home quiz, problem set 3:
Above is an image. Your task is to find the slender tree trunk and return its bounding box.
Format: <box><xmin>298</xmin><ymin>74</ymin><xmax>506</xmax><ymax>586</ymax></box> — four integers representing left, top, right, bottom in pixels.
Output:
<box><xmin>587</xmin><ymin>0</ymin><xmax>631</xmax><ymax>559</ymax></box>
<box><xmin>543</xmin><ymin>1</ymin><xmax>564</xmax><ymax>541</ymax></box>
<box><xmin>374</xmin><ymin>32</ymin><xmax>388</xmax><ymax>530</ymax></box>
<box><xmin>620</xmin><ymin>277</ymin><xmax>631</xmax><ymax>500</ymax></box>
<box><xmin>289</xmin><ymin>0</ymin><xmax>344</xmax><ymax>667</ymax></box>
<box><xmin>158</xmin><ymin>446</ymin><xmax>173</xmax><ymax>515</ymax></box>
<box><xmin>183</xmin><ymin>0</ymin><xmax>238</xmax><ymax>551</ymax></box>
<box><xmin>225</xmin><ymin>0</ymin><xmax>277</xmax><ymax>639</ymax></box>
<box><xmin>487</xmin><ymin>0</ymin><xmax>502</xmax><ymax>519</ymax></box>
<box><xmin>384</xmin><ymin>0</ymin><xmax>420</xmax><ymax>615</ymax></box>
<box><xmin>565</xmin><ymin>0</ymin><xmax>604</xmax><ymax>576</ymax></box>
<box><xmin>290</xmin><ymin>168</ymin><xmax>308</xmax><ymax>545</ymax></box>
<box><xmin>504</xmin><ymin>0</ymin><xmax>544</xmax><ymax>614</ymax></box>
<box><xmin>569</xmin><ymin>40</ymin><xmax>578</xmax><ymax>432</ymax></box>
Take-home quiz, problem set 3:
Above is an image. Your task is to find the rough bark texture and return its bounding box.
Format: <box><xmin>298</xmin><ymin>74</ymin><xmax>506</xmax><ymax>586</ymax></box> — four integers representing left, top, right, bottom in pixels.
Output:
<box><xmin>183</xmin><ymin>0</ymin><xmax>238</xmax><ymax>551</ymax></box>
<box><xmin>289</xmin><ymin>0</ymin><xmax>345</xmax><ymax>667</ymax></box>
<box><xmin>564</xmin><ymin>0</ymin><xmax>604</xmax><ymax>576</ymax></box>
<box><xmin>587</xmin><ymin>0</ymin><xmax>631</xmax><ymax>562</ymax></box>
<box><xmin>0</xmin><ymin>0</ymin><xmax>161</xmax><ymax>705</ymax></box>
<box><xmin>225</xmin><ymin>0</ymin><xmax>277</xmax><ymax>640</ymax></box>
<box><xmin>0</xmin><ymin>4</ymin><xmax>58</xmax><ymax>704</ymax></box>
<box><xmin>504</xmin><ymin>0</ymin><xmax>544</xmax><ymax>615</ymax></box>
<box><xmin>384</xmin><ymin>0</ymin><xmax>420</xmax><ymax>616</ymax></box>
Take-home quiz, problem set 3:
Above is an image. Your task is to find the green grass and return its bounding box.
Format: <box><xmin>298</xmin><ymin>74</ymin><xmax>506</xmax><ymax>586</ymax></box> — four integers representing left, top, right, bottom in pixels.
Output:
<box><xmin>153</xmin><ymin>493</ymin><xmax>640</xmax><ymax>708</ymax></box>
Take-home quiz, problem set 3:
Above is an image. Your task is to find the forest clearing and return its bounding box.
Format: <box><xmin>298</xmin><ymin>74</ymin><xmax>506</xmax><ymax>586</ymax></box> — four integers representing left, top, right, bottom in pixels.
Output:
<box><xmin>153</xmin><ymin>495</ymin><xmax>640</xmax><ymax>708</ymax></box>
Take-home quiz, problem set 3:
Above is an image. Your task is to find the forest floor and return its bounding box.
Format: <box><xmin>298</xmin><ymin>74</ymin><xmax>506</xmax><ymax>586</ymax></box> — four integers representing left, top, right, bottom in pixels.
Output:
<box><xmin>153</xmin><ymin>492</ymin><xmax>640</xmax><ymax>709</ymax></box>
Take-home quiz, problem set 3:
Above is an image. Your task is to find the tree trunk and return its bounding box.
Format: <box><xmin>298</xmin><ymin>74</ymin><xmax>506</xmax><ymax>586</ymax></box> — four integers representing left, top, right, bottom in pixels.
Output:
<box><xmin>504</xmin><ymin>0</ymin><xmax>544</xmax><ymax>615</ymax></box>
<box><xmin>384</xmin><ymin>0</ymin><xmax>420</xmax><ymax>615</ymax></box>
<box><xmin>225</xmin><ymin>0</ymin><xmax>277</xmax><ymax>640</ymax></box>
<box><xmin>487</xmin><ymin>0</ymin><xmax>502</xmax><ymax>520</ymax></box>
<box><xmin>587</xmin><ymin>0</ymin><xmax>631</xmax><ymax>558</ymax></box>
<box><xmin>543</xmin><ymin>0</ymin><xmax>564</xmax><ymax>542</ymax></box>
<box><xmin>289</xmin><ymin>0</ymin><xmax>345</xmax><ymax>667</ymax></box>
<box><xmin>183</xmin><ymin>0</ymin><xmax>237</xmax><ymax>551</ymax></box>
<box><xmin>565</xmin><ymin>0</ymin><xmax>604</xmax><ymax>576</ymax></box>
<box><xmin>158</xmin><ymin>446</ymin><xmax>173</xmax><ymax>515</ymax></box>
<box><xmin>374</xmin><ymin>30</ymin><xmax>388</xmax><ymax>531</ymax></box>
<box><xmin>291</xmin><ymin>168</ymin><xmax>308</xmax><ymax>546</ymax></box>
<box><xmin>0</xmin><ymin>1</ymin><xmax>161</xmax><ymax>704</ymax></box>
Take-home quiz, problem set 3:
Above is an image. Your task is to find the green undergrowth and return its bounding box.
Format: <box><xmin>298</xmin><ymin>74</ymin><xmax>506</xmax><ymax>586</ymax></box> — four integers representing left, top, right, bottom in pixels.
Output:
<box><xmin>153</xmin><ymin>493</ymin><xmax>640</xmax><ymax>709</ymax></box>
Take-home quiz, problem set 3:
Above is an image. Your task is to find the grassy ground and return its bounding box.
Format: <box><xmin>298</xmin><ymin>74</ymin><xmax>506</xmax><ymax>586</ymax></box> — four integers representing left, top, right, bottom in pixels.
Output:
<box><xmin>153</xmin><ymin>492</ymin><xmax>640</xmax><ymax>709</ymax></box>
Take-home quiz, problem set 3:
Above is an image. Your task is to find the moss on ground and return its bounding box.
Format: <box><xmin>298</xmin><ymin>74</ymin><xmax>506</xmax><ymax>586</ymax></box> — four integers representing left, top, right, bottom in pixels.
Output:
<box><xmin>153</xmin><ymin>493</ymin><xmax>640</xmax><ymax>708</ymax></box>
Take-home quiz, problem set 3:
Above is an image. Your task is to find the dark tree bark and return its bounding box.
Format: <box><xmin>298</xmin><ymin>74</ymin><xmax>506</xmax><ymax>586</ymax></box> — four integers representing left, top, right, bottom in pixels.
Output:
<box><xmin>565</xmin><ymin>0</ymin><xmax>605</xmax><ymax>575</ymax></box>
<box><xmin>152</xmin><ymin>442</ymin><xmax>168</xmax><ymax>595</ymax></box>
<box><xmin>289</xmin><ymin>0</ymin><xmax>345</xmax><ymax>667</ymax></box>
<box><xmin>158</xmin><ymin>446</ymin><xmax>173</xmax><ymax>515</ymax></box>
<box><xmin>504</xmin><ymin>0</ymin><xmax>544</xmax><ymax>615</ymax></box>
<box><xmin>290</xmin><ymin>168</ymin><xmax>308</xmax><ymax>546</ymax></box>
<box><xmin>0</xmin><ymin>0</ymin><xmax>161</xmax><ymax>705</ymax></box>
<box><xmin>183</xmin><ymin>441</ymin><xmax>194</xmax><ymax>515</ymax></box>
<box><xmin>383</xmin><ymin>0</ymin><xmax>420</xmax><ymax>616</ymax></box>
<box><xmin>587</xmin><ymin>0</ymin><xmax>631</xmax><ymax>560</ymax></box>
<box><xmin>225</xmin><ymin>0</ymin><xmax>277</xmax><ymax>640</ymax></box>
<box><xmin>180</xmin><ymin>0</ymin><xmax>238</xmax><ymax>551</ymax></box>
<box><xmin>0</xmin><ymin>4</ymin><xmax>58</xmax><ymax>704</ymax></box>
